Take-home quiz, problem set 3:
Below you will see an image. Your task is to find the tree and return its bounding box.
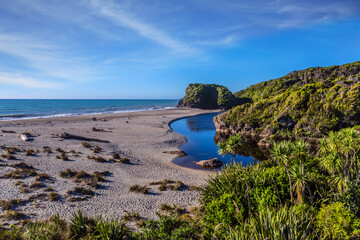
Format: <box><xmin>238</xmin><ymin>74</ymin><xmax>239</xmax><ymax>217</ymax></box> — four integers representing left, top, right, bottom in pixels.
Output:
<box><xmin>289</xmin><ymin>164</ymin><xmax>309</xmax><ymax>204</ymax></box>
<box><xmin>318</xmin><ymin>128</ymin><xmax>360</xmax><ymax>192</ymax></box>
<box><xmin>271</xmin><ymin>141</ymin><xmax>294</xmax><ymax>202</ymax></box>
<box><xmin>291</xmin><ymin>140</ymin><xmax>309</xmax><ymax>166</ymax></box>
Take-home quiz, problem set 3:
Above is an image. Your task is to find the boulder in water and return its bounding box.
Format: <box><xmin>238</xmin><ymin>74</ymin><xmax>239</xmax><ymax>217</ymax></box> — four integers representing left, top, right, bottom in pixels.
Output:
<box><xmin>193</xmin><ymin>158</ymin><xmax>224</xmax><ymax>169</ymax></box>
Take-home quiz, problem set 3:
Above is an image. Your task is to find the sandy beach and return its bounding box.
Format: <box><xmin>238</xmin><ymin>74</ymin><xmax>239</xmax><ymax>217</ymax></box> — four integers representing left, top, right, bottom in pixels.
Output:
<box><xmin>0</xmin><ymin>108</ymin><xmax>219</xmax><ymax>223</ymax></box>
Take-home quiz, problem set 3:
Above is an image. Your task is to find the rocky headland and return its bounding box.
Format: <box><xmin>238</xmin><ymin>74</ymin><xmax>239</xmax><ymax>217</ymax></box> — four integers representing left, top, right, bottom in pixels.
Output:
<box><xmin>214</xmin><ymin>61</ymin><xmax>360</xmax><ymax>141</ymax></box>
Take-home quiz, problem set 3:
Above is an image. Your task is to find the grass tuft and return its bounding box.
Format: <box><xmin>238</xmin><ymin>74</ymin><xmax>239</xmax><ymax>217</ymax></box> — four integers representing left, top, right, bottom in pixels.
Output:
<box><xmin>119</xmin><ymin>157</ymin><xmax>131</xmax><ymax>164</ymax></box>
<box><xmin>59</xmin><ymin>168</ymin><xmax>77</xmax><ymax>178</ymax></box>
<box><xmin>0</xmin><ymin>199</ymin><xmax>24</xmax><ymax>210</ymax></box>
<box><xmin>49</xmin><ymin>192</ymin><xmax>60</xmax><ymax>201</ymax></box>
<box><xmin>92</xmin><ymin>146</ymin><xmax>102</xmax><ymax>153</ymax></box>
<box><xmin>1</xmin><ymin>168</ymin><xmax>37</xmax><ymax>179</ymax></box>
<box><xmin>25</xmin><ymin>149</ymin><xmax>35</xmax><ymax>156</ymax></box>
<box><xmin>129</xmin><ymin>185</ymin><xmax>149</xmax><ymax>194</ymax></box>
<box><xmin>81</xmin><ymin>142</ymin><xmax>91</xmax><ymax>148</ymax></box>
<box><xmin>67</xmin><ymin>186</ymin><xmax>94</xmax><ymax>197</ymax></box>
<box><xmin>29</xmin><ymin>181</ymin><xmax>45</xmax><ymax>189</ymax></box>
<box><xmin>0</xmin><ymin>210</ymin><xmax>26</xmax><ymax>220</ymax></box>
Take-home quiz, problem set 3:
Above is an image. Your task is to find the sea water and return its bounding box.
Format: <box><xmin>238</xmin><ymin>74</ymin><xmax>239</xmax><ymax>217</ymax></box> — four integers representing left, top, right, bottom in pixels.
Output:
<box><xmin>0</xmin><ymin>99</ymin><xmax>178</xmax><ymax>121</ymax></box>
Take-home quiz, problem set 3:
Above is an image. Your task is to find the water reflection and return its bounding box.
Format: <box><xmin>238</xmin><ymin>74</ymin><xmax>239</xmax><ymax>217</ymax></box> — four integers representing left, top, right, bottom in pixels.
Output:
<box><xmin>186</xmin><ymin>118</ymin><xmax>214</xmax><ymax>132</ymax></box>
<box><xmin>170</xmin><ymin>113</ymin><xmax>269</xmax><ymax>171</ymax></box>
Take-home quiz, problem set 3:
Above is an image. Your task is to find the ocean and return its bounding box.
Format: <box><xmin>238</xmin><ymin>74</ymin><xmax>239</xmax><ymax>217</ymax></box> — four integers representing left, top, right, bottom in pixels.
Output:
<box><xmin>0</xmin><ymin>99</ymin><xmax>178</xmax><ymax>121</ymax></box>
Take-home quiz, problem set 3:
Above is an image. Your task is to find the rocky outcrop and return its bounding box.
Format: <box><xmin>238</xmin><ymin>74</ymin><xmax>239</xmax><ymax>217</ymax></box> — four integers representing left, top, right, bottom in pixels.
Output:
<box><xmin>178</xmin><ymin>83</ymin><xmax>240</xmax><ymax>110</ymax></box>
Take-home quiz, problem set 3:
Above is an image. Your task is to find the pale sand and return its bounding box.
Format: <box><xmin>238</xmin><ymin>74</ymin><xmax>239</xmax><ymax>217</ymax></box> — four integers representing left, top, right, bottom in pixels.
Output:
<box><xmin>0</xmin><ymin>108</ymin><xmax>219</xmax><ymax>222</ymax></box>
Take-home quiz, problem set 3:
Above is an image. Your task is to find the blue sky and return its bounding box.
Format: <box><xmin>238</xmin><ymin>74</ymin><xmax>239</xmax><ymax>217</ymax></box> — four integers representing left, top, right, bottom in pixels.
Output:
<box><xmin>0</xmin><ymin>0</ymin><xmax>359</xmax><ymax>99</ymax></box>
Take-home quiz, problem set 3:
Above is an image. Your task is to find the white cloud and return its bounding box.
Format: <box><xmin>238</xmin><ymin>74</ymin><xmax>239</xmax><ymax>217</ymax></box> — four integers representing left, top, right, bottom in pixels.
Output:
<box><xmin>0</xmin><ymin>72</ymin><xmax>60</xmax><ymax>89</ymax></box>
<box><xmin>89</xmin><ymin>0</ymin><xmax>194</xmax><ymax>53</ymax></box>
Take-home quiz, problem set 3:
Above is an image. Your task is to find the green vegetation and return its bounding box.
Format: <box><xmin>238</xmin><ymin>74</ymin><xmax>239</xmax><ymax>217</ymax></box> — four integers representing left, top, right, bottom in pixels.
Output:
<box><xmin>217</xmin><ymin>133</ymin><xmax>244</xmax><ymax>161</ymax></box>
<box><xmin>2</xmin><ymin>129</ymin><xmax>360</xmax><ymax>239</ymax></box>
<box><xmin>217</xmin><ymin>61</ymin><xmax>360</xmax><ymax>137</ymax></box>
<box><xmin>178</xmin><ymin>83</ymin><xmax>239</xmax><ymax>109</ymax></box>
<box><xmin>201</xmin><ymin>128</ymin><xmax>360</xmax><ymax>239</ymax></box>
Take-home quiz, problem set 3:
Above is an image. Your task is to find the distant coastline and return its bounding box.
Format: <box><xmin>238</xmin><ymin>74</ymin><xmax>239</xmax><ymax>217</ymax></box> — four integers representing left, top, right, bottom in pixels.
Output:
<box><xmin>0</xmin><ymin>99</ymin><xmax>178</xmax><ymax>121</ymax></box>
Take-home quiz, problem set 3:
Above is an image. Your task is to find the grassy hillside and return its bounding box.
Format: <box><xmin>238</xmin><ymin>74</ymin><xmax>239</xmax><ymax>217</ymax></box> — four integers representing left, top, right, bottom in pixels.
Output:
<box><xmin>216</xmin><ymin>61</ymin><xmax>360</xmax><ymax>137</ymax></box>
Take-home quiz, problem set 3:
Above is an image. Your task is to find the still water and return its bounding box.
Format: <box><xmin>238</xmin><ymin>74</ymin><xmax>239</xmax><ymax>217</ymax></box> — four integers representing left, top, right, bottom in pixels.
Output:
<box><xmin>170</xmin><ymin>113</ymin><xmax>269</xmax><ymax>171</ymax></box>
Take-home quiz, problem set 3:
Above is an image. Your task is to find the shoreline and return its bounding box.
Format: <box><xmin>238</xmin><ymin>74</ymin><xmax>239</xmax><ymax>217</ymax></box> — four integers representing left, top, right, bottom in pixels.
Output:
<box><xmin>0</xmin><ymin>108</ymin><xmax>219</xmax><ymax>223</ymax></box>
<box><xmin>0</xmin><ymin>107</ymin><xmax>178</xmax><ymax>122</ymax></box>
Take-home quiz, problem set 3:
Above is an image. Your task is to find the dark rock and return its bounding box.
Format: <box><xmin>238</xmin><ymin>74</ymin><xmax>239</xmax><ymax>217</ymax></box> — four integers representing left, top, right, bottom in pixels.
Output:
<box><xmin>193</xmin><ymin>158</ymin><xmax>224</xmax><ymax>169</ymax></box>
<box><xmin>257</xmin><ymin>138</ymin><xmax>271</xmax><ymax>149</ymax></box>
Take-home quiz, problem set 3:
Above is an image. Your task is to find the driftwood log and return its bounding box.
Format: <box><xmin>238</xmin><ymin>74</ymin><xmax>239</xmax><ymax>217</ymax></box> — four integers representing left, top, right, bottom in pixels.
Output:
<box><xmin>2</xmin><ymin>130</ymin><xmax>16</xmax><ymax>133</ymax></box>
<box><xmin>58</xmin><ymin>132</ymin><xmax>110</xmax><ymax>143</ymax></box>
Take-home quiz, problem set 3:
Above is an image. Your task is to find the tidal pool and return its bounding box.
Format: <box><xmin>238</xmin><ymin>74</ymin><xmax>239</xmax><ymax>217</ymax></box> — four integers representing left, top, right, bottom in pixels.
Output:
<box><xmin>170</xmin><ymin>112</ymin><xmax>268</xmax><ymax>171</ymax></box>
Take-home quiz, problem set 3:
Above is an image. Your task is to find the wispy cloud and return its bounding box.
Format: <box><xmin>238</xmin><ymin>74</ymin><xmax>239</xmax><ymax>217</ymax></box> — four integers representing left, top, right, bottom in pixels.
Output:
<box><xmin>276</xmin><ymin>2</ymin><xmax>358</xmax><ymax>29</ymax></box>
<box><xmin>0</xmin><ymin>32</ymin><xmax>98</xmax><ymax>82</ymax></box>
<box><xmin>195</xmin><ymin>36</ymin><xmax>238</xmax><ymax>46</ymax></box>
<box><xmin>89</xmin><ymin>0</ymin><xmax>194</xmax><ymax>53</ymax></box>
<box><xmin>0</xmin><ymin>72</ymin><xmax>60</xmax><ymax>89</ymax></box>
<box><xmin>191</xmin><ymin>0</ymin><xmax>359</xmax><ymax>30</ymax></box>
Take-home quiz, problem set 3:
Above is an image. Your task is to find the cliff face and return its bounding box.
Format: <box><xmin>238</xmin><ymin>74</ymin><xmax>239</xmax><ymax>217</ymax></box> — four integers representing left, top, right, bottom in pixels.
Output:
<box><xmin>177</xmin><ymin>83</ymin><xmax>240</xmax><ymax>109</ymax></box>
<box><xmin>215</xmin><ymin>61</ymin><xmax>360</xmax><ymax>138</ymax></box>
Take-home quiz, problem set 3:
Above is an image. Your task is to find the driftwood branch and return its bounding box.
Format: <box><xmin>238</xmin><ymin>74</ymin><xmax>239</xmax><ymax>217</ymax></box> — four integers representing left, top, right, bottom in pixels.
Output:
<box><xmin>58</xmin><ymin>132</ymin><xmax>110</xmax><ymax>143</ymax></box>
<box><xmin>2</xmin><ymin>130</ymin><xmax>15</xmax><ymax>133</ymax></box>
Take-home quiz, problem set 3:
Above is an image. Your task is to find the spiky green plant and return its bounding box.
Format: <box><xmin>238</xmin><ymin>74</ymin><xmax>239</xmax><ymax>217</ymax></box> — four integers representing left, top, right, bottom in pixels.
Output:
<box><xmin>227</xmin><ymin>205</ymin><xmax>314</xmax><ymax>240</ymax></box>
<box><xmin>271</xmin><ymin>141</ymin><xmax>294</xmax><ymax>202</ymax></box>
<box><xmin>289</xmin><ymin>164</ymin><xmax>309</xmax><ymax>205</ymax></box>
<box><xmin>93</xmin><ymin>218</ymin><xmax>130</xmax><ymax>240</ymax></box>
<box><xmin>69</xmin><ymin>209</ymin><xmax>95</xmax><ymax>238</ymax></box>
<box><xmin>217</xmin><ymin>134</ymin><xmax>244</xmax><ymax>161</ymax></box>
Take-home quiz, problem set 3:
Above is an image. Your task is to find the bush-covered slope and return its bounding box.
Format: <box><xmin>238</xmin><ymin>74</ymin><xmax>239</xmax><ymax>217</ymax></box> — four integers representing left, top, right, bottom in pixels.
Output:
<box><xmin>178</xmin><ymin>83</ymin><xmax>240</xmax><ymax>109</ymax></box>
<box><xmin>215</xmin><ymin>61</ymin><xmax>360</xmax><ymax>137</ymax></box>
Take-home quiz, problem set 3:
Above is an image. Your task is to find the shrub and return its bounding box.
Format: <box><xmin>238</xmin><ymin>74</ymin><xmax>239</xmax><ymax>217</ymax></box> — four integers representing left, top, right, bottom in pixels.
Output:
<box><xmin>133</xmin><ymin>213</ymin><xmax>202</xmax><ymax>240</ymax></box>
<box><xmin>69</xmin><ymin>210</ymin><xmax>96</xmax><ymax>238</ymax></box>
<box><xmin>93</xmin><ymin>218</ymin><xmax>130</xmax><ymax>240</ymax></box>
<box><xmin>201</xmin><ymin>163</ymin><xmax>289</xmax><ymax>237</ymax></box>
<box><xmin>22</xmin><ymin>216</ymin><xmax>67</xmax><ymax>240</ymax></box>
<box><xmin>228</xmin><ymin>205</ymin><xmax>314</xmax><ymax>240</ymax></box>
<box><xmin>315</xmin><ymin>202</ymin><xmax>360</xmax><ymax>239</ymax></box>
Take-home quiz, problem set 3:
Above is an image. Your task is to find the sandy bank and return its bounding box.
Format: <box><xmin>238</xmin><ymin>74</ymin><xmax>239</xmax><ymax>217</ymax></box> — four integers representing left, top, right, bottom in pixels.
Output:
<box><xmin>0</xmin><ymin>108</ymin><xmax>218</xmax><ymax>223</ymax></box>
